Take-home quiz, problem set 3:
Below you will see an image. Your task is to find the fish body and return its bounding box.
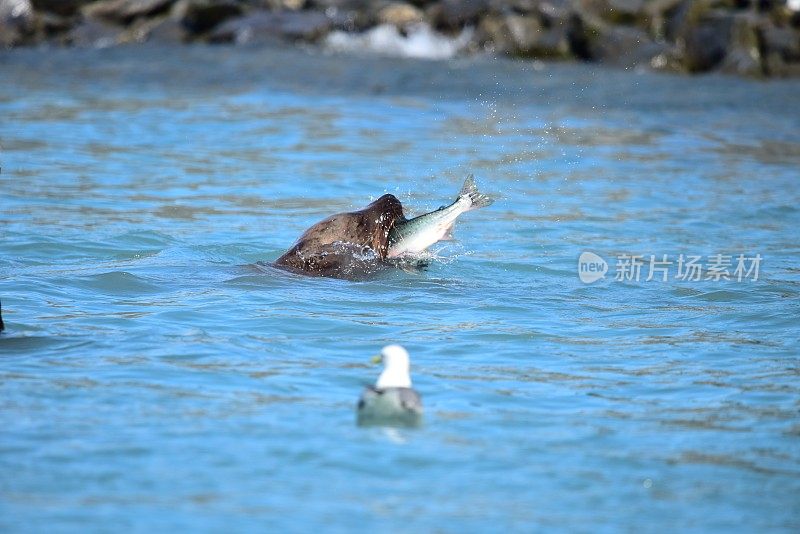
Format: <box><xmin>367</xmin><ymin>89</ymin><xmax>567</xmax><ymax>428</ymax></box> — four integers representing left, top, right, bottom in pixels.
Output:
<box><xmin>386</xmin><ymin>175</ymin><xmax>493</xmax><ymax>258</ymax></box>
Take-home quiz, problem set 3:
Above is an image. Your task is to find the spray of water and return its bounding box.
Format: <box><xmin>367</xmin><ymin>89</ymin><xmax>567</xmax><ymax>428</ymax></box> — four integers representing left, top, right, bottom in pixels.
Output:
<box><xmin>325</xmin><ymin>23</ymin><xmax>474</xmax><ymax>60</ymax></box>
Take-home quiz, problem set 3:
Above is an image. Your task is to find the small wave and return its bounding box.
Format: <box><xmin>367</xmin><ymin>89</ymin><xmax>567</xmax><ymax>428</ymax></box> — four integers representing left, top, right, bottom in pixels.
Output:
<box><xmin>386</xmin><ymin>246</ymin><xmax>464</xmax><ymax>273</ymax></box>
<box><xmin>325</xmin><ymin>23</ymin><xmax>473</xmax><ymax>60</ymax></box>
<box><xmin>386</xmin><ymin>256</ymin><xmax>431</xmax><ymax>274</ymax></box>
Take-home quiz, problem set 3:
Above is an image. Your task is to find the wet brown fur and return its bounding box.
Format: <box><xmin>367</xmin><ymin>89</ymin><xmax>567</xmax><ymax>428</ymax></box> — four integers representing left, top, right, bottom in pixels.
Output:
<box><xmin>274</xmin><ymin>194</ymin><xmax>406</xmax><ymax>276</ymax></box>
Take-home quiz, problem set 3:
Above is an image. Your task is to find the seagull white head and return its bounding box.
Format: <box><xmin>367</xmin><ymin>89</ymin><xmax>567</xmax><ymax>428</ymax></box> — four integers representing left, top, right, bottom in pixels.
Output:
<box><xmin>374</xmin><ymin>344</ymin><xmax>412</xmax><ymax>389</ymax></box>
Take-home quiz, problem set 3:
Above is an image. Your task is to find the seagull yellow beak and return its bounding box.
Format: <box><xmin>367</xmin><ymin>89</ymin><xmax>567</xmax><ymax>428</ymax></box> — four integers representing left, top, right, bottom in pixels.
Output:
<box><xmin>370</xmin><ymin>354</ymin><xmax>382</xmax><ymax>364</ymax></box>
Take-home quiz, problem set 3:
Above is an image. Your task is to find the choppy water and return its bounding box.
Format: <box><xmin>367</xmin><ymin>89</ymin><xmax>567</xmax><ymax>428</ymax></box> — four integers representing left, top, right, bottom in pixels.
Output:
<box><xmin>1</xmin><ymin>44</ymin><xmax>799</xmax><ymax>532</ymax></box>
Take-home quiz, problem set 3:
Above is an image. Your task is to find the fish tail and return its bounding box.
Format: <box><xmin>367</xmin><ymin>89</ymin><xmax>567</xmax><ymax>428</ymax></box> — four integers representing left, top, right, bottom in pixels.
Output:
<box><xmin>458</xmin><ymin>174</ymin><xmax>493</xmax><ymax>209</ymax></box>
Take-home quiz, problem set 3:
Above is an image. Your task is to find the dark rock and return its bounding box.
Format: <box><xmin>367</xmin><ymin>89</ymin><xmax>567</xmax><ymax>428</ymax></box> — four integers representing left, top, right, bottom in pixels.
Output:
<box><xmin>174</xmin><ymin>0</ymin><xmax>244</xmax><ymax>35</ymax></box>
<box><xmin>755</xmin><ymin>0</ymin><xmax>785</xmax><ymax>12</ymax></box>
<box><xmin>763</xmin><ymin>53</ymin><xmax>800</xmax><ymax>76</ymax></box>
<box><xmin>307</xmin><ymin>0</ymin><xmax>373</xmax><ymax>10</ymax></box>
<box><xmin>644</xmin><ymin>0</ymin><xmax>685</xmax><ymax>40</ymax></box>
<box><xmin>429</xmin><ymin>0</ymin><xmax>490</xmax><ymax>31</ymax></box>
<box><xmin>588</xmin><ymin>23</ymin><xmax>671</xmax><ymax>67</ymax></box>
<box><xmin>499</xmin><ymin>0</ymin><xmax>544</xmax><ymax>14</ymax></box>
<box><xmin>760</xmin><ymin>21</ymin><xmax>800</xmax><ymax>60</ymax></box>
<box><xmin>35</xmin><ymin>10</ymin><xmax>74</xmax><ymax>37</ymax></box>
<box><xmin>210</xmin><ymin>9</ymin><xmax>331</xmax><ymax>44</ymax></box>
<box><xmin>479</xmin><ymin>12</ymin><xmax>571</xmax><ymax>57</ymax></box>
<box><xmin>790</xmin><ymin>7</ymin><xmax>800</xmax><ymax>30</ymax></box>
<box><xmin>30</xmin><ymin>0</ymin><xmax>93</xmax><ymax>17</ymax></box>
<box><xmin>680</xmin><ymin>11</ymin><xmax>762</xmax><ymax>75</ymax></box>
<box><xmin>566</xmin><ymin>11</ymin><xmax>601</xmax><ymax>60</ymax></box>
<box><xmin>82</xmin><ymin>0</ymin><xmax>177</xmax><ymax>24</ymax></box>
<box><xmin>680</xmin><ymin>11</ymin><xmax>732</xmax><ymax>71</ymax></box>
<box><xmin>759</xmin><ymin>19</ymin><xmax>800</xmax><ymax>76</ymax></box>
<box><xmin>580</xmin><ymin>0</ymin><xmax>646</xmax><ymax>25</ymax></box>
<box><xmin>605</xmin><ymin>0</ymin><xmax>644</xmax><ymax>13</ymax></box>
<box><xmin>646</xmin><ymin>0</ymin><xmax>738</xmax><ymax>44</ymax></box>
<box><xmin>0</xmin><ymin>0</ymin><xmax>34</xmax><ymax>47</ymax></box>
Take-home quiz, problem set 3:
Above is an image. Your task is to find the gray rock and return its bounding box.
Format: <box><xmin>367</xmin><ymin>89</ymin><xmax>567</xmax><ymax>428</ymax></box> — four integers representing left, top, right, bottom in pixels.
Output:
<box><xmin>760</xmin><ymin>22</ymin><xmax>800</xmax><ymax>62</ymax></box>
<box><xmin>534</xmin><ymin>0</ymin><xmax>574</xmax><ymax>21</ymax></box>
<box><xmin>82</xmin><ymin>0</ymin><xmax>177</xmax><ymax>24</ymax></box>
<box><xmin>307</xmin><ymin>0</ymin><xmax>372</xmax><ymax>10</ymax></box>
<box><xmin>680</xmin><ymin>11</ymin><xmax>732</xmax><ymax>72</ymax></box>
<box><xmin>679</xmin><ymin>10</ymin><xmax>764</xmax><ymax>76</ymax></box>
<box><xmin>68</xmin><ymin>17</ymin><xmax>124</xmax><ymax>47</ymax></box>
<box><xmin>718</xmin><ymin>45</ymin><xmax>761</xmax><ymax>76</ymax></box>
<box><xmin>173</xmin><ymin>0</ymin><xmax>243</xmax><ymax>35</ymax></box>
<box><xmin>479</xmin><ymin>12</ymin><xmax>571</xmax><ymax>57</ymax></box>
<box><xmin>37</xmin><ymin>10</ymin><xmax>75</xmax><ymax>37</ymax></box>
<box><xmin>581</xmin><ymin>0</ymin><xmax>646</xmax><ymax>25</ymax></box>
<box><xmin>588</xmin><ymin>23</ymin><xmax>671</xmax><ymax>67</ymax></box>
<box><xmin>332</xmin><ymin>7</ymin><xmax>375</xmax><ymax>31</ymax></box>
<box><xmin>127</xmin><ymin>12</ymin><xmax>186</xmax><ymax>42</ymax></box>
<box><xmin>496</xmin><ymin>0</ymin><xmax>543</xmax><ymax>14</ymax></box>
<box><xmin>0</xmin><ymin>0</ymin><xmax>33</xmax><ymax>47</ymax></box>
<box><xmin>606</xmin><ymin>0</ymin><xmax>643</xmax><ymax>12</ymax></box>
<box><xmin>644</xmin><ymin>0</ymin><xmax>686</xmax><ymax>40</ymax></box>
<box><xmin>504</xmin><ymin>14</ymin><xmax>546</xmax><ymax>52</ymax></box>
<box><xmin>717</xmin><ymin>13</ymin><xmax>762</xmax><ymax>76</ymax></box>
<box><xmin>210</xmin><ymin>9</ymin><xmax>331</xmax><ymax>44</ymax></box>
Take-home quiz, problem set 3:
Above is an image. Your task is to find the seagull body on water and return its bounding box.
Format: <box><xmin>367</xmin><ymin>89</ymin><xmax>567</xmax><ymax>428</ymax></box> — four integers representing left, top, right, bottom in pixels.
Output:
<box><xmin>357</xmin><ymin>345</ymin><xmax>423</xmax><ymax>427</ymax></box>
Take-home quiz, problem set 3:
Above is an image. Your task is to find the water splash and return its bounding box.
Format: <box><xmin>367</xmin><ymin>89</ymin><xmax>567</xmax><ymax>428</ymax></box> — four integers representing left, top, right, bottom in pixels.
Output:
<box><xmin>325</xmin><ymin>23</ymin><xmax>473</xmax><ymax>60</ymax></box>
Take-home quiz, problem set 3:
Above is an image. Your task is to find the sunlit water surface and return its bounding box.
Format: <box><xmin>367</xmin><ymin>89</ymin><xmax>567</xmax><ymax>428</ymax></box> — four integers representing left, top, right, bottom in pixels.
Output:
<box><xmin>1</xmin><ymin>44</ymin><xmax>799</xmax><ymax>532</ymax></box>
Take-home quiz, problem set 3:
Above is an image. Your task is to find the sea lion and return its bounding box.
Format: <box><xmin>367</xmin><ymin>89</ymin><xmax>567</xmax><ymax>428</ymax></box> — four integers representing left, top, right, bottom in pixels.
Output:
<box><xmin>273</xmin><ymin>194</ymin><xmax>406</xmax><ymax>277</ymax></box>
<box><xmin>273</xmin><ymin>176</ymin><xmax>493</xmax><ymax>278</ymax></box>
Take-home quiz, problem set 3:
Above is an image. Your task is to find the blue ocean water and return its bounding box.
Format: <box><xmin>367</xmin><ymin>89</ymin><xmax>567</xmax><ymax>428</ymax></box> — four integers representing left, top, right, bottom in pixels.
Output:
<box><xmin>1</xmin><ymin>44</ymin><xmax>799</xmax><ymax>532</ymax></box>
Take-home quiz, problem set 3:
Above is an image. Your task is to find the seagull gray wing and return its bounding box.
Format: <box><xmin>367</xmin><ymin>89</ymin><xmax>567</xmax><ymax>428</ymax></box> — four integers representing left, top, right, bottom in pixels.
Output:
<box><xmin>357</xmin><ymin>386</ymin><xmax>423</xmax><ymax>427</ymax></box>
<box><xmin>395</xmin><ymin>387</ymin><xmax>423</xmax><ymax>414</ymax></box>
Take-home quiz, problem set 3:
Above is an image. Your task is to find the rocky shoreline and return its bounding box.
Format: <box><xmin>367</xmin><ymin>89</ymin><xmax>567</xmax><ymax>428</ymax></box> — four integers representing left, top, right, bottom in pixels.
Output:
<box><xmin>2</xmin><ymin>0</ymin><xmax>800</xmax><ymax>77</ymax></box>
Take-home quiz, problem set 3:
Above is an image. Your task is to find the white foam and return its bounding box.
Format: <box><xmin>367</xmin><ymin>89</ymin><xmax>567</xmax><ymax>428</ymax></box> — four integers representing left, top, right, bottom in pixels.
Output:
<box><xmin>325</xmin><ymin>23</ymin><xmax>473</xmax><ymax>60</ymax></box>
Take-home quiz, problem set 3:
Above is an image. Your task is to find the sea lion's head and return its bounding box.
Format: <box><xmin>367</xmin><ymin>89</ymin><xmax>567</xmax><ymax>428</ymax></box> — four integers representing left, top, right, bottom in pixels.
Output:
<box><xmin>360</xmin><ymin>194</ymin><xmax>405</xmax><ymax>257</ymax></box>
<box><xmin>274</xmin><ymin>193</ymin><xmax>406</xmax><ymax>276</ymax></box>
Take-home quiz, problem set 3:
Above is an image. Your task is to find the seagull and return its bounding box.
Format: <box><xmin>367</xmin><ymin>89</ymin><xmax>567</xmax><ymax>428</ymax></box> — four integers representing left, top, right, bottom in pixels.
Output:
<box><xmin>357</xmin><ymin>344</ymin><xmax>423</xmax><ymax>427</ymax></box>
